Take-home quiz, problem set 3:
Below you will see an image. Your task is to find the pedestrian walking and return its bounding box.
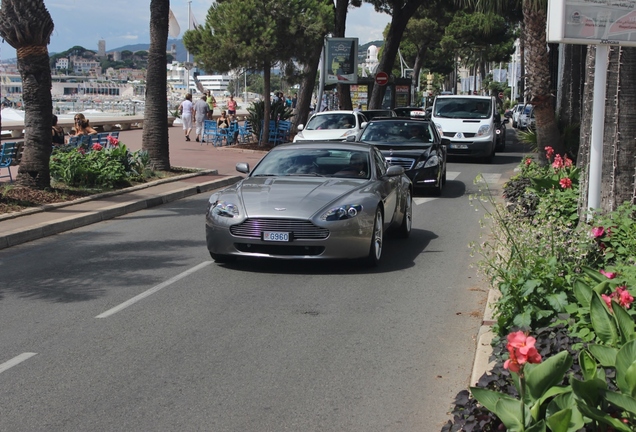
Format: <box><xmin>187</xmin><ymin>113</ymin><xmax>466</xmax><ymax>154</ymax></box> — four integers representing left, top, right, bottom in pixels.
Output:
<box><xmin>206</xmin><ymin>91</ymin><xmax>216</xmax><ymax>119</ymax></box>
<box><xmin>193</xmin><ymin>94</ymin><xmax>209</xmax><ymax>143</ymax></box>
<box><xmin>179</xmin><ymin>93</ymin><xmax>194</xmax><ymax>141</ymax></box>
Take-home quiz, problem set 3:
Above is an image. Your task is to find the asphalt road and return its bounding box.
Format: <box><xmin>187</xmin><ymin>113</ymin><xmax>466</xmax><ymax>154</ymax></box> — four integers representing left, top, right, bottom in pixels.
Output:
<box><xmin>0</xmin><ymin>128</ymin><xmax>527</xmax><ymax>431</ymax></box>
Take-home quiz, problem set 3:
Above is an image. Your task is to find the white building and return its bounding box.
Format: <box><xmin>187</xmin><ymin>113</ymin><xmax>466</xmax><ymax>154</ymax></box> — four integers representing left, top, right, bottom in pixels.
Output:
<box><xmin>192</xmin><ymin>73</ymin><xmax>231</xmax><ymax>95</ymax></box>
<box><xmin>55</xmin><ymin>57</ymin><xmax>69</xmax><ymax>71</ymax></box>
<box><xmin>166</xmin><ymin>61</ymin><xmax>231</xmax><ymax>96</ymax></box>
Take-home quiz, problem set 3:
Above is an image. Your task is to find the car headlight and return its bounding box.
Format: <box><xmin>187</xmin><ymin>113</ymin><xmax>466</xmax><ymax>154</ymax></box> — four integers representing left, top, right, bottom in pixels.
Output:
<box><xmin>415</xmin><ymin>155</ymin><xmax>439</xmax><ymax>169</ymax></box>
<box><xmin>476</xmin><ymin>124</ymin><xmax>491</xmax><ymax>137</ymax></box>
<box><xmin>320</xmin><ymin>204</ymin><xmax>363</xmax><ymax>221</ymax></box>
<box><xmin>340</xmin><ymin>130</ymin><xmax>357</xmax><ymax>138</ymax></box>
<box><xmin>435</xmin><ymin>123</ymin><xmax>443</xmax><ymax>135</ymax></box>
<box><xmin>210</xmin><ymin>200</ymin><xmax>240</xmax><ymax>218</ymax></box>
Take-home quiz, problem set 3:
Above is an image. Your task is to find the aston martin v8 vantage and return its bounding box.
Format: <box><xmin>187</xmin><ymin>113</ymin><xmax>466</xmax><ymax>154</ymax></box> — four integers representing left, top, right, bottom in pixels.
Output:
<box><xmin>205</xmin><ymin>142</ymin><xmax>413</xmax><ymax>266</ymax></box>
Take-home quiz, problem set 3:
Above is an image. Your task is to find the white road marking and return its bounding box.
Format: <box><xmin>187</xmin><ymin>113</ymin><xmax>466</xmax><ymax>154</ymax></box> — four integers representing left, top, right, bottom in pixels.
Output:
<box><xmin>0</xmin><ymin>353</ymin><xmax>37</xmax><ymax>374</ymax></box>
<box><xmin>447</xmin><ymin>171</ymin><xmax>461</xmax><ymax>181</ymax></box>
<box><xmin>476</xmin><ymin>173</ymin><xmax>502</xmax><ymax>185</ymax></box>
<box><xmin>96</xmin><ymin>261</ymin><xmax>213</xmax><ymax>319</ymax></box>
<box><xmin>414</xmin><ymin>171</ymin><xmax>462</xmax><ymax>205</ymax></box>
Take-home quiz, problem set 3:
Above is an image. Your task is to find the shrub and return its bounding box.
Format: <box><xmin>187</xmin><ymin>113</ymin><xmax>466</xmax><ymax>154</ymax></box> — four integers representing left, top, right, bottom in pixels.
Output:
<box><xmin>246</xmin><ymin>100</ymin><xmax>294</xmax><ymax>142</ymax></box>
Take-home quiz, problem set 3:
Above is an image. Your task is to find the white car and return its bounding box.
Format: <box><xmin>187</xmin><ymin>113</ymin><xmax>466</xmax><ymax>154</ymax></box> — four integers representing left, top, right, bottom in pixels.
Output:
<box><xmin>511</xmin><ymin>104</ymin><xmax>525</xmax><ymax>128</ymax></box>
<box><xmin>293</xmin><ymin>110</ymin><xmax>368</xmax><ymax>142</ymax></box>
<box><xmin>517</xmin><ymin>105</ymin><xmax>534</xmax><ymax>130</ymax></box>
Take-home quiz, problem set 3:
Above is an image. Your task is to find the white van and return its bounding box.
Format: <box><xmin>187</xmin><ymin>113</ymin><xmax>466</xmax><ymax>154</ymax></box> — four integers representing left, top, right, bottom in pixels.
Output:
<box><xmin>431</xmin><ymin>95</ymin><xmax>501</xmax><ymax>163</ymax></box>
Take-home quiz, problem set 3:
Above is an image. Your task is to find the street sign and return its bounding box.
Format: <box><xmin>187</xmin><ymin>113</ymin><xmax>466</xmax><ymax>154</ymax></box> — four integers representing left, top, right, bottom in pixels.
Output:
<box><xmin>375</xmin><ymin>71</ymin><xmax>389</xmax><ymax>86</ymax></box>
<box><xmin>498</xmin><ymin>92</ymin><xmax>504</xmax><ymax>99</ymax></box>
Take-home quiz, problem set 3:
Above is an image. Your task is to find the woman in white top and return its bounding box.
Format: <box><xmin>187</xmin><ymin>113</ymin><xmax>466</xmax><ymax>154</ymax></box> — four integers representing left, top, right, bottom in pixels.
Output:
<box><xmin>179</xmin><ymin>93</ymin><xmax>194</xmax><ymax>141</ymax></box>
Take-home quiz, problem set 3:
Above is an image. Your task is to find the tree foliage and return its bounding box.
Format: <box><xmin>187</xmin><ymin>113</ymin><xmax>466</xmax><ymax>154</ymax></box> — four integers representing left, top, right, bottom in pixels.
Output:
<box><xmin>183</xmin><ymin>0</ymin><xmax>332</xmax><ymax>145</ymax></box>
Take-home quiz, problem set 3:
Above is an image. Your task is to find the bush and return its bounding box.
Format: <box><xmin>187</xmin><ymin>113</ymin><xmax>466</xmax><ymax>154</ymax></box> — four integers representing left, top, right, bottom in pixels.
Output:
<box><xmin>50</xmin><ymin>140</ymin><xmax>150</xmax><ymax>189</ymax></box>
<box><xmin>246</xmin><ymin>100</ymin><xmax>294</xmax><ymax>142</ymax></box>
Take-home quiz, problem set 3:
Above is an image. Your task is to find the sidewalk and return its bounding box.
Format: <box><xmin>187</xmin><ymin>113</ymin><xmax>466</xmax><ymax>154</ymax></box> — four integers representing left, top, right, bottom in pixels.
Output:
<box><xmin>0</xmin><ymin>124</ymin><xmax>270</xmax><ymax>250</ymax></box>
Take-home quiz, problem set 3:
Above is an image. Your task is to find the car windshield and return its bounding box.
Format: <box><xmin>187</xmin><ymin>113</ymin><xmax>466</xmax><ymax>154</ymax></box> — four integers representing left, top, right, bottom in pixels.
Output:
<box><xmin>522</xmin><ymin>105</ymin><xmax>533</xmax><ymax>115</ymax></box>
<box><xmin>433</xmin><ymin>98</ymin><xmax>492</xmax><ymax>119</ymax></box>
<box><xmin>251</xmin><ymin>148</ymin><xmax>371</xmax><ymax>179</ymax></box>
<box><xmin>305</xmin><ymin>113</ymin><xmax>357</xmax><ymax>130</ymax></box>
<box><xmin>359</xmin><ymin>120</ymin><xmax>435</xmax><ymax>144</ymax></box>
<box><xmin>361</xmin><ymin>110</ymin><xmax>394</xmax><ymax>120</ymax></box>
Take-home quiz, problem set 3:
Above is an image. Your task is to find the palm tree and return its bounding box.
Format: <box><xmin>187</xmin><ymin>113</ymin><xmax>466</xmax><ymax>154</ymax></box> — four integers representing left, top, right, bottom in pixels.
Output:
<box><xmin>462</xmin><ymin>0</ymin><xmax>565</xmax><ymax>161</ymax></box>
<box><xmin>0</xmin><ymin>0</ymin><xmax>54</xmax><ymax>188</ymax></box>
<box><xmin>142</xmin><ymin>0</ymin><xmax>171</xmax><ymax>171</ymax></box>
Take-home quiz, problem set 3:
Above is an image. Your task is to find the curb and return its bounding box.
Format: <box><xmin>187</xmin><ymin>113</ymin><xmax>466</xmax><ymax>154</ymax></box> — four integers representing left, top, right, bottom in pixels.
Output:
<box><xmin>470</xmin><ymin>288</ymin><xmax>500</xmax><ymax>386</ymax></box>
<box><xmin>0</xmin><ymin>175</ymin><xmax>243</xmax><ymax>250</ymax></box>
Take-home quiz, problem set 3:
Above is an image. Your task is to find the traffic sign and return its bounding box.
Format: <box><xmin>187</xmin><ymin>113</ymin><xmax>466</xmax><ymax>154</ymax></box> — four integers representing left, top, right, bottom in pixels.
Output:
<box><xmin>375</xmin><ymin>71</ymin><xmax>389</xmax><ymax>86</ymax></box>
<box><xmin>498</xmin><ymin>92</ymin><xmax>504</xmax><ymax>99</ymax></box>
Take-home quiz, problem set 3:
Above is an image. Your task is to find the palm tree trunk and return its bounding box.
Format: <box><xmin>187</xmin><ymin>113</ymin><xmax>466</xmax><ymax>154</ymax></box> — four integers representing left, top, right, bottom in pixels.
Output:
<box><xmin>335</xmin><ymin>0</ymin><xmax>353</xmax><ymax>110</ymax></box>
<box><xmin>261</xmin><ymin>62</ymin><xmax>272</xmax><ymax>146</ymax></box>
<box><xmin>142</xmin><ymin>0</ymin><xmax>171</xmax><ymax>171</ymax></box>
<box><xmin>522</xmin><ymin>1</ymin><xmax>564</xmax><ymax>162</ymax></box>
<box><xmin>294</xmin><ymin>44</ymin><xmax>323</xmax><ymax>131</ymax></box>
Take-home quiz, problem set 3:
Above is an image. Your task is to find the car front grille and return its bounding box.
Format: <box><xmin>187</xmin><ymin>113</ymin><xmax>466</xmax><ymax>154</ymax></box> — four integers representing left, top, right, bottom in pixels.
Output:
<box><xmin>385</xmin><ymin>157</ymin><xmax>414</xmax><ymax>170</ymax></box>
<box><xmin>230</xmin><ymin>218</ymin><xmax>330</xmax><ymax>240</ymax></box>
<box><xmin>234</xmin><ymin>244</ymin><xmax>325</xmax><ymax>256</ymax></box>
<box><xmin>443</xmin><ymin>132</ymin><xmax>476</xmax><ymax>138</ymax></box>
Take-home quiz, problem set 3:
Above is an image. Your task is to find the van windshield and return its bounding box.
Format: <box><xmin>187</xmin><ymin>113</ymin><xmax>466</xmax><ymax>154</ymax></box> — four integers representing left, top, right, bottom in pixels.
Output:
<box><xmin>434</xmin><ymin>98</ymin><xmax>492</xmax><ymax>120</ymax></box>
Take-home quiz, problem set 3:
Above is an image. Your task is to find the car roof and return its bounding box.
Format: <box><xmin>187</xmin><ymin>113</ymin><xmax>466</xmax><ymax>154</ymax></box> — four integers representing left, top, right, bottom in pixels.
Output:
<box><xmin>367</xmin><ymin>116</ymin><xmax>432</xmax><ymax>123</ymax></box>
<box><xmin>310</xmin><ymin>110</ymin><xmax>358</xmax><ymax>116</ymax></box>
<box><xmin>274</xmin><ymin>141</ymin><xmax>375</xmax><ymax>152</ymax></box>
<box><xmin>435</xmin><ymin>95</ymin><xmax>493</xmax><ymax>100</ymax></box>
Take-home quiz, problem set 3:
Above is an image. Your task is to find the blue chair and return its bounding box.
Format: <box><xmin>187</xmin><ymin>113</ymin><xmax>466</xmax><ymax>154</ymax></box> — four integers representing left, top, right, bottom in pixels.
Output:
<box><xmin>238</xmin><ymin>120</ymin><xmax>253</xmax><ymax>143</ymax></box>
<box><xmin>277</xmin><ymin>120</ymin><xmax>292</xmax><ymax>144</ymax></box>
<box><xmin>202</xmin><ymin>120</ymin><xmax>223</xmax><ymax>146</ymax></box>
<box><xmin>0</xmin><ymin>142</ymin><xmax>17</xmax><ymax>182</ymax></box>
<box><xmin>221</xmin><ymin>121</ymin><xmax>240</xmax><ymax>145</ymax></box>
<box><xmin>260</xmin><ymin>120</ymin><xmax>278</xmax><ymax>144</ymax></box>
<box><xmin>96</xmin><ymin>132</ymin><xmax>110</xmax><ymax>147</ymax></box>
<box><xmin>109</xmin><ymin>131</ymin><xmax>120</xmax><ymax>139</ymax></box>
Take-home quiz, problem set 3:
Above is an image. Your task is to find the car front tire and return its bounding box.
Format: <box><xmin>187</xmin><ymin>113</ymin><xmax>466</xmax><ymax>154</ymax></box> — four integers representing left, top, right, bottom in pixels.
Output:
<box><xmin>397</xmin><ymin>190</ymin><xmax>412</xmax><ymax>238</ymax></box>
<box><xmin>366</xmin><ymin>207</ymin><xmax>383</xmax><ymax>267</ymax></box>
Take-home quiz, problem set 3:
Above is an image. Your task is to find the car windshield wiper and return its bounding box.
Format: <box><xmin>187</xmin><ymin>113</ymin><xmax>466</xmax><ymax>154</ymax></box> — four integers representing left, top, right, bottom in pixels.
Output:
<box><xmin>282</xmin><ymin>173</ymin><xmax>326</xmax><ymax>177</ymax></box>
<box><xmin>251</xmin><ymin>174</ymin><xmax>278</xmax><ymax>177</ymax></box>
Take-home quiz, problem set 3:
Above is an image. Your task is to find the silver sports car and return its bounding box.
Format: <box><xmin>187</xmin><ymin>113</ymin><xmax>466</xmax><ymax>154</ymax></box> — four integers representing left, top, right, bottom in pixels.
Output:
<box><xmin>205</xmin><ymin>142</ymin><xmax>413</xmax><ymax>266</ymax></box>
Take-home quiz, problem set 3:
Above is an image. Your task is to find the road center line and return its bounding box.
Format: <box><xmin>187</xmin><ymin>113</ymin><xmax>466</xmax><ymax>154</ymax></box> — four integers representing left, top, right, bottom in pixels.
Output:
<box><xmin>0</xmin><ymin>353</ymin><xmax>37</xmax><ymax>374</ymax></box>
<box><xmin>95</xmin><ymin>261</ymin><xmax>213</xmax><ymax>319</ymax></box>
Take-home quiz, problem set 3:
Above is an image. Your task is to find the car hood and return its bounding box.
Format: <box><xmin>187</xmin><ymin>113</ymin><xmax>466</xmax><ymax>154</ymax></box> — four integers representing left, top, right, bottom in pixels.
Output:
<box><xmin>236</xmin><ymin>177</ymin><xmax>366</xmax><ymax>218</ymax></box>
<box><xmin>296</xmin><ymin>128</ymin><xmax>354</xmax><ymax>141</ymax></box>
<box><xmin>371</xmin><ymin>142</ymin><xmax>432</xmax><ymax>153</ymax></box>
<box><xmin>433</xmin><ymin>118</ymin><xmax>489</xmax><ymax>134</ymax></box>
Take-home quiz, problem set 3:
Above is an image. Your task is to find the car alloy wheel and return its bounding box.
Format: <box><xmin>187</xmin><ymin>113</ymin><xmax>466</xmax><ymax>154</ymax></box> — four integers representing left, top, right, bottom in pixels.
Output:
<box><xmin>366</xmin><ymin>207</ymin><xmax>383</xmax><ymax>266</ymax></box>
<box><xmin>397</xmin><ymin>190</ymin><xmax>412</xmax><ymax>238</ymax></box>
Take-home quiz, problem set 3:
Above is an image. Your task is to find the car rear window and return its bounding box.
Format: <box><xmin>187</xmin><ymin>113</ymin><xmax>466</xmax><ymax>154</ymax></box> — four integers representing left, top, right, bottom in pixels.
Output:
<box><xmin>359</xmin><ymin>120</ymin><xmax>434</xmax><ymax>144</ymax></box>
<box><xmin>305</xmin><ymin>114</ymin><xmax>356</xmax><ymax>130</ymax></box>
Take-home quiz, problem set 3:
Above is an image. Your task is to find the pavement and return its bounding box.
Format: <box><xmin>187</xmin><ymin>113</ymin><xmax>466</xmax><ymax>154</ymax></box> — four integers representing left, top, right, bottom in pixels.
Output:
<box><xmin>0</xmin><ymin>122</ymin><xmax>497</xmax><ymax>398</ymax></box>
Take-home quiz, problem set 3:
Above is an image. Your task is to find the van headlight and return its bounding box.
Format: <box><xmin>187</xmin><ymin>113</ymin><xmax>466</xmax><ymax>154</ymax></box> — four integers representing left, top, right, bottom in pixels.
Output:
<box><xmin>435</xmin><ymin>123</ymin><xmax>443</xmax><ymax>135</ymax></box>
<box><xmin>476</xmin><ymin>124</ymin><xmax>491</xmax><ymax>137</ymax></box>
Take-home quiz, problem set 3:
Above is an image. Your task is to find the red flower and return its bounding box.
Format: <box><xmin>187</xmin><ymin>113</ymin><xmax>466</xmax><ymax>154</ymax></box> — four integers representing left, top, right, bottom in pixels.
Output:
<box><xmin>107</xmin><ymin>136</ymin><xmax>119</xmax><ymax>147</ymax></box>
<box><xmin>503</xmin><ymin>331</ymin><xmax>542</xmax><ymax>373</ymax></box>
<box><xmin>92</xmin><ymin>143</ymin><xmax>103</xmax><ymax>151</ymax></box>
<box><xmin>545</xmin><ymin>146</ymin><xmax>555</xmax><ymax>160</ymax></box>
<box><xmin>600</xmin><ymin>269</ymin><xmax>617</xmax><ymax>279</ymax></box>
<box><xmin>591</xmin><ymin>227</ymin><xmax>605</xmax><ymax>238</ymax></box>
<box><xmin>553</xmin><ymin>155</ymin><xmax>564</xmax><ymax>169</ymax></box>
<box><xmin>559</xmin><ymin>177</ymin><xmax>572</xmax><ymax>189</ymax></box>
<box><xmin>616</xmin><ymin>286</ymin><xmax>633</xmax><ymax>309</ymax></box>
<box><xmin>564</xmin><ymin>156</ymin><xmax>573</xmax><ymax>168</ymax></box>
<box><xmin>524</xmin><ymin>158</ymin><xmax>532</xmax><ymax>166</ymax></box>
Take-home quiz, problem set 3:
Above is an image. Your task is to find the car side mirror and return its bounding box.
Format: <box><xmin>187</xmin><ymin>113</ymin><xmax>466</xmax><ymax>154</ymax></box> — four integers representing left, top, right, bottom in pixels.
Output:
<box><xmin>297</xmin><ymin>124</ymin><xmax>304</xmax><ymax>131</ymax></box>
<box><xmin>385</xmin><ymin>165</ymin><xmax>405</xmax><ymax>177</ymax></box>
<box><xmin>503</xmin><ymin>118</ymin><xmax>510</xmax><ymax>124</ymax></box>
<box><xmin>236</xmin><ymin>162</ymin><xmax>250</xmax><ymax>174</ymax></box>
<box><xmin>360</xmin><ymin>122</ymin><xmax>368</xmax><ymax>128</ymax></box>
<box><xmin>346</xmin><ymin>135</ymin><xmax>356</xmax><ymax>142</ymax></box>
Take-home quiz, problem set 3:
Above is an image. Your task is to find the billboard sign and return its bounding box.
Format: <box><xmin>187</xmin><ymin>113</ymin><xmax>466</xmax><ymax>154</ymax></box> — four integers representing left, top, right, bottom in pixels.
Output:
<box><xmin>325</xmin><ymin>38</ymin><xmax>358</xmax><ymax>85</ymax></box>
<box><xmin>547</xmin><ymin>0</ymin><xmax>636</xmax><ymax>46</ymax></box>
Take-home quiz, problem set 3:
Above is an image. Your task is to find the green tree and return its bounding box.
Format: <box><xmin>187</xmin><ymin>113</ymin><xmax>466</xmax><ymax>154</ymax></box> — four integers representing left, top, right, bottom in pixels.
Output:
<box><xmin>141</xmin><ymin>0</ymin><xmax>170</xmax><ymax>170</ymax></box>
<box><xmin>184</xmin><ymin>0</ymin><xmax>332</xmax><ymax>146</ymax></box>
<box><xmin>366</xmin><ymin>0</ymin><xmax>426</xmax><ymax>109</ymax></box>
<box><xmin>0</xmin><ymin>0</ymin><xmax>54</xmax><ymax>188</ymax></box>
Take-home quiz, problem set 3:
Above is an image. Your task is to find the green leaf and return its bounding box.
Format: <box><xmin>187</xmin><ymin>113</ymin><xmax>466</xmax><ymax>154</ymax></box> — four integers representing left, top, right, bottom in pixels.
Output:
<box><xmin>571</xmin><ymin>377</ymin><xmax>606</xmax><ymax>406</ymax></box>
<box><xmin>588</xmin><ymin>344</ymin><xmax>618</xmax><ymax>367</ymax></box>
<box><xmin>616</xmin><ymin>340</ymin><xmax>636</xmax><ymax>395</ymax></box>
<box><xmin>525</xmin><ymin>351</ymin><xmax>572</xmax><ymax>402</ymax></box>
<box><xmin>590</xmin><ymin>292</ymin><xmax>619</xmax><ymax>345</ymax></box>
<box><xmin>545</xmin><ymin>409</ymin><xmax>571</xmax><ymax>432</ymax></box>
<box><xmin>576</xmin><ymin>402</ymin><xmax>633</xmax><ymax>431</ymax></box>
<box><xmin>593</xmin><ymin>280</ymin><xmax>611</xmax><ymax>295</ymax></box>
<box><xmin>546</xmin><ymin>393</ymin><xmax>586</xmax><ymax>431</ymax></box>
<box><xmin>526</xmin><ymin>420</ymin><xmax>546</xmax><ymax>432</ymax></box>
<box><xmin>521</xmin><ymin>279</ymin><xmax>542</xmax><ymax>297</ymax></box>
<box><xmin>625</xmin><ymin>361</ymin><xmax>636</xmax><ymax>398</ymax></box>
<box><xmin>604</xmin><ymin>390</ymin><xmax>636</xmax><ymax>415</ymax></box>
<box><xmin>470</xmin><ymin>386</ymin><xmax>519</xmax><ymax>414</ymax></box>
<box><xmin>578</xmin><ymin>350</ymin><xmax>597</xmax><ymax>380</ymax></box>
<box><xmin>573</xmin><ymin>279</ymin><xmax>592</xmax><ymax>307</ymax></box>
<box><xmin>513</xmin><ymin>310</ymin><xmax>532</xmax><ymax>328</ymax></box>
<box><xmin>495</xmin><ymin>397</ymin><xmax>526</xmax><ymax>430</ymax></box>
<box><xmin>530</xmin><ymin>386</ymin><xmax>571</xmax><ymax>420</ymax></box>
<box><xmin>614</xmin><ymin>303</ymin><xmax>635</xmax><ymax>343</ymax></box>
<box><xmin>581</xmin><ymin>266</ymin><xmax>608</xmax><ymax>284</ymax></box>
<box><xmin>547</xmin><ymin>292</ymin><xmax>568</xmax><ymax>312</ymax></box>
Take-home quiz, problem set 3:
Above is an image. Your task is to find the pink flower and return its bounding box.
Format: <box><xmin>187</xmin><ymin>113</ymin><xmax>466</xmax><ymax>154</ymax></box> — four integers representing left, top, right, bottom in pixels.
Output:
<box><xmin>559</xmin><ymin>178</ymin><xmax>572</xmax><ymax>189</ymax></box>
<box><xmin>616</xmin><ymin>286</ymin><xmax>633</xmax><ymax>309</ymax></box>
<box><xmin>564</xmin><ymin>156</ymin><xmax>573</xmax><ymax>168</ymax></box>
<box><xmin>545</xmin><ymin>146</ymin><xmax>555</xmax><ymax>160</ymax></box>
<box><xmin>92</xmin><ymin>143</ymin><xmax>103</xmax><ymax>151</ymax></box>
<box><xmin>602</xmin><ymin>294</ymin><xmax>614</xmax><ymax>312</ymax></box>
<box><xmin>504</xmin><ymin>331</ymin><xmax>542</xmax><ymax>373</ymax></box>
<box><xmin>524</xmin><ymin>158</ymin><xmax>532</xmax><ymax>166</ymax></box>
<box><xmin>600</xmin><ymin>269</ymin><xmax>617</xmax><ymax>279</ymax></box>
<box><xmin>553</xmin><ymin>155</ymin><xmax>564</xmax><ymax>169</ymax></box>
<box><xmin>591</xmin><ymin>227</ymin><xmax>605</xmax><ymax>238</ymax></box>
<box><xmin>107</xmin><ymin>136</ymin><xmax>119</xmax><ymax>147</ymax></box>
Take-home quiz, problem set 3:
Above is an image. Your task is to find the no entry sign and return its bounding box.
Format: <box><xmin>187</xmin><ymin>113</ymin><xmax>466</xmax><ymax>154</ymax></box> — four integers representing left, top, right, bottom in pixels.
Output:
<box><xmin>375</xmin><ymin>71</ymin><xmax>389</xmax><ymax>86</ymax></box>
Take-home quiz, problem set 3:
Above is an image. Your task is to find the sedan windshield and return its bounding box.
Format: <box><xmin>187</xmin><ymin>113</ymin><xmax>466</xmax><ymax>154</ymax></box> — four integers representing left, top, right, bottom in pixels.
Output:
<box><xmin>305</xmin><ymin>114</ymin><xmax>357</xmax><ymax>130</ymax></box>
<box><xmin>251</xmin><ymin>148</ymin><xmax>371</xmax><ymax>179</ymax></box>
<box><xmin>433</xmin><ymin>98</ymin><xmax>492</xmax><ymax>119</ymax></box>
<box><xmin>359</xmin><ymin>120</ymin><xmax>435</xmax><ymax>144</ymax></box>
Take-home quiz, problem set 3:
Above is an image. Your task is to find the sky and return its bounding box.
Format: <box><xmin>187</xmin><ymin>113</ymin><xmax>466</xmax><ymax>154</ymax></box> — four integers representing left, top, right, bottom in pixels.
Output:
<box><xmin>0</xmin><ymin>1</ymin><xmax>391</xmax><ymax>61</ymax></box>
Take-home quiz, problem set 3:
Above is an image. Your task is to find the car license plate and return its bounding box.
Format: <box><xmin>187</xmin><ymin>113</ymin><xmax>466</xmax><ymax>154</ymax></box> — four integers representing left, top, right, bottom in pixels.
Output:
<box><xmin>263</xmin><ymin>231</ymin><xmax>290</xmax><ymax>242</ymax></box>
<box><xmin>450</xmin><ymin>144</ymin><xmax>469</xmax><ymax>149</ymax></box>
